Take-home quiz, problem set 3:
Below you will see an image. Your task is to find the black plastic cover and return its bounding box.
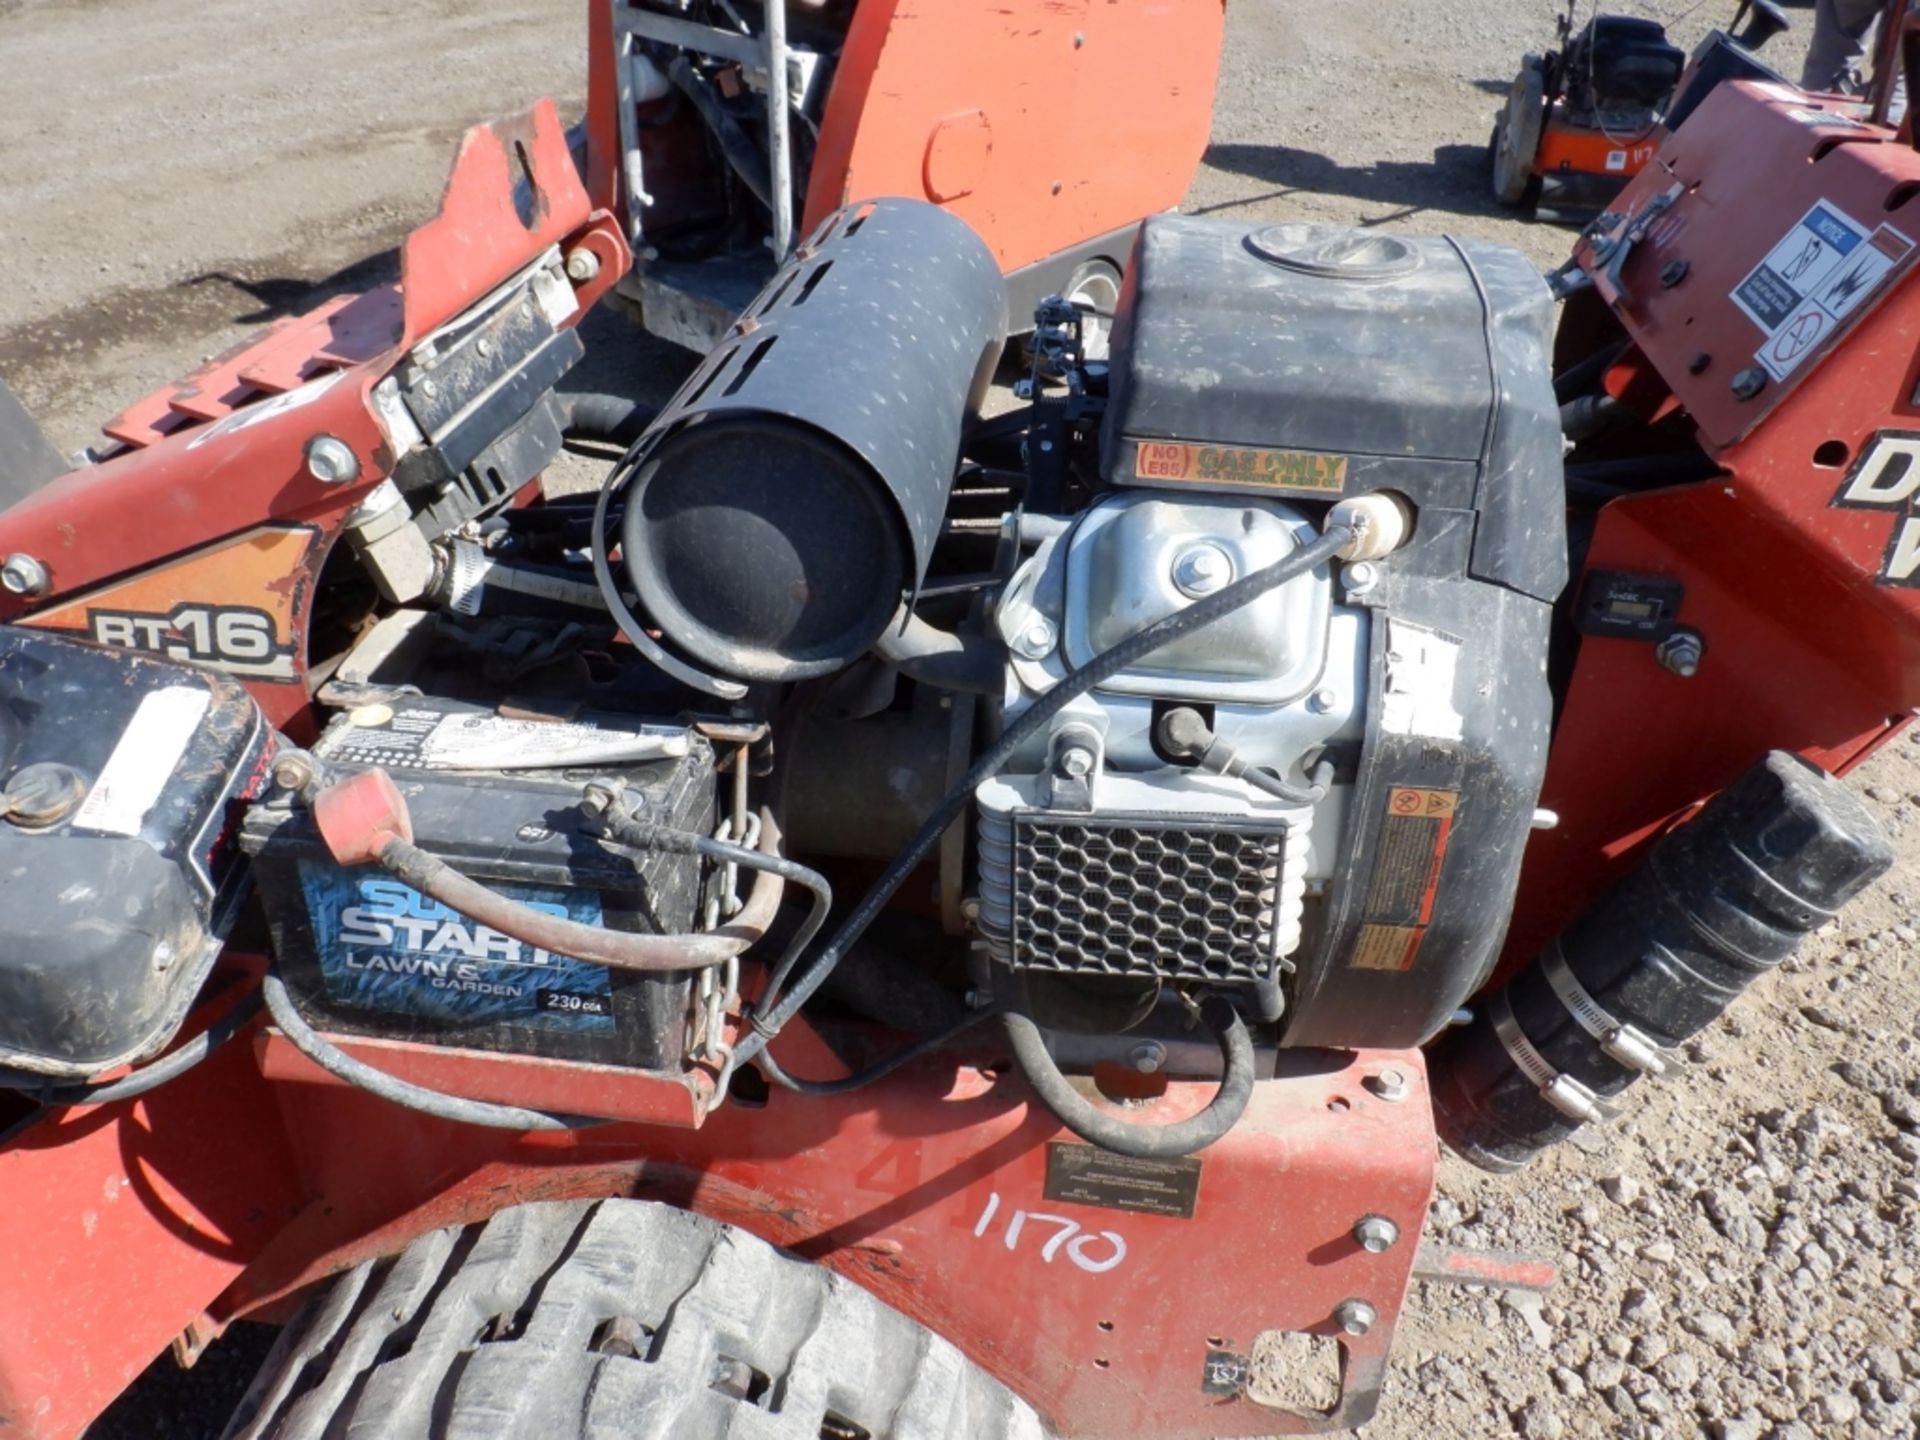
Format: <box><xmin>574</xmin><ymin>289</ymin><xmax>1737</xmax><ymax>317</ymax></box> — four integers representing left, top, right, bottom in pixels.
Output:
<box><xmin>242</xmin><ymin>697</ymin><xmax>716</xmax><ymax>1071</ymax></box>
<box><xmin>1102</xmin><ymin>216</ymin><xmax>1568</xmax><ymax>602</ymax></box>
<box><xmin>621</xmin><ymin>199</ymin><xmax>1008</xmax><ymax>682</ymax></box>
<box><xmin>1569</xmin><ymin>17</ymin><xmax>1685</xmax><ymax>111</ymax></box>
<box><xmin>0</xmin><ymin>627</ymin><xmax>270</xmax><ymax>1077</ymax></box>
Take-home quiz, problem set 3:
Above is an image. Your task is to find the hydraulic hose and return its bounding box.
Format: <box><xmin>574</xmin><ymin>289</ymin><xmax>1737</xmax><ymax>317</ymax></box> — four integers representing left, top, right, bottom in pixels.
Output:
<box><xmin>362</xmin><ymin>809</ymin><xmax>790</xmax><ymax>972</ymax></box>
<box><xmin>1001</xmin><ymin>985</ymin><xmax>1255</xmax><ymax>1158</ymax></box>
<box><xmin>733</xmin><ymin>520</ymin><xmax>1356</xmax><ymax>1068</ymax></box>
<box><xmin>262</xmin><ymin>972</ymin><xmax>606</xmax><ymax>1131</ymax></box>
<box><xmin>0</xmin><ymin>987</ymin><xmax>264</xmax><ymax>1107</ymax></box>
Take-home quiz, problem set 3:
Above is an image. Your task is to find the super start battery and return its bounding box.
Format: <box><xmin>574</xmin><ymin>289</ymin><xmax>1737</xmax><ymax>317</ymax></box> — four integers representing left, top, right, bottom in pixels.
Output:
<box><xmin>242</xmin><ymin>698</ymin><xmax>715</xmax><ymax>1070</ymax></box>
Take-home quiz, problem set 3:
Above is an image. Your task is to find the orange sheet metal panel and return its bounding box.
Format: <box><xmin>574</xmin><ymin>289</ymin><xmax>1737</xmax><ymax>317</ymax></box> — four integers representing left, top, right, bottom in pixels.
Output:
<box><xmin>806</xmin><ymin>0</ymin><xmax>1227</xmax><ymax>272</ymax></box>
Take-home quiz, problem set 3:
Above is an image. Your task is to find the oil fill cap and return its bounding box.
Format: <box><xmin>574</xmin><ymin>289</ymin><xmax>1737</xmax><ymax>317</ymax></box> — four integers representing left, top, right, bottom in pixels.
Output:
<box><xmin>1247</xmin><ymin>224</ymin><xmax>1420</xmax><ymax>282</ymax></box>
<box><xmin>2</xmin><ymin>762</ymin><xmax>86</xmax><ymax>828</ymax></box>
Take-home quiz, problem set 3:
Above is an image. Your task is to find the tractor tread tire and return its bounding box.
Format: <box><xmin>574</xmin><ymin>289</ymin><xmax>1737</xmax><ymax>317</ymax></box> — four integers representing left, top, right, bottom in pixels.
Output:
<box><xmin>221</xmin><ymin>1198</ymin><xmax>1050</xmax><ymax>1440</ymax></box>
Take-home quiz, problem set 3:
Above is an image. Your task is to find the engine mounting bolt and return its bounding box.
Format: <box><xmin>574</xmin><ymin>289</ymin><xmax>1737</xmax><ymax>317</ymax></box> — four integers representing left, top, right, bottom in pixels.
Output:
<box><xmin>1334</xmin><ymin>1299</ymin><xmax>1377</xmax><ymax>1337</ymax></box>
<box><xmin>1171</xmin><ymin>543</ymin><xmax>1234</xmax><ymax>598</ymax></box>
<box><xmin>1655</xmin><ymin>629</ymin><xmax>1704</xmax><ymax>678</ymax></box>
<box><xmin>564</xmin><ymin>247</ymin><xmax>602</xmax><ymax>284</ymax></box>
<box><xmin>1730</xmin><ymin>367</ymin><xmax>1767</xmax><ymax>401</ymax></box>
<box><xmin>0</xmin><ymin>553</ymin><xmax>49</xmax><ymax>599</ymax></box>
<box><xmin>304</xmin><ymin>434</ymin><xmax>361</xmax><ymax>486</ymax></box>
<box><xmin>1057</xmin><ymin>745</ymin><xmax>1096</xmax><ymax>779</ymax></box>
<box><xmin>1343</xmin><ymin>560</ymin><xmax>1378</xmax><ymax>595</ymax></box>
<box><xmin>1352</xmin><ymin>1216</ymin><xmax>1400</xmax><ymax>1253</ymax></box>
<box><xmin>1659</xmin><ymin>259</ymin><xmax>1690</xmax><ymax>288</ymax></box>
<box><xmin>1365</xmin><ymin>1068</ymin><xmax>1409</xmax><ymax>1103</ymax></box>
<box><xmin>1014</xmin><ymin>616</ymin><xmax>1057</xmax><ymax>659</ymax></box>
<box><xmin>1128</xmin><ymin>1040</ymin><xmax>1167</xmax><ymax>1074</ymax></box>
<box><xmin>1308</xmin><ymin>687</ymin><xmax>1338</xmax><ymax>714</ymax></box>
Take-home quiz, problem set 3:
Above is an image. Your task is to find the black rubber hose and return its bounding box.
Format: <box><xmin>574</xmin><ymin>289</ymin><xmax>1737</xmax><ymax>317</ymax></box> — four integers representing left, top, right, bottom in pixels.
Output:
<box><xmin>1243</xmin><ymin>758</ymin><xmax>1335</xmax><ymax>808</ymax></box>
<box><xmin>262</xmin><ymin>972</ymin><xmax>608</xmax><ymax>1131</ymax></box>
<box><xmin>756</xmin><ymin>1007</ymin><xmax>999</xmax><ymax>1096</ymax></box>
<box><xmin>0</xmin><ymin>987</ymin><xmax>264</xmax><ymax>1107</ymax></box>
<box><xmin>668</xmin><ymin>56</ymin><xmax>773</xmax><ymax>208</ymax></box>
<box><xmin>732</xmin><ymin>521</ymin><xmax>1355</xmax><ymax>1067</ymax></box>
<box><xmin>560</xmin><ymin>392</ymin><xmax>655</xmax><ymax>448</ymax></box>
<box><xmin>1001</xmin><ymin>987</ymin><xmax>1256</xmax><ymax>1158</ymax></box>
<box><xmin>871</xmin><ymin>606</ymin><xmax>1005</xmax><ymax>695</ymax></box>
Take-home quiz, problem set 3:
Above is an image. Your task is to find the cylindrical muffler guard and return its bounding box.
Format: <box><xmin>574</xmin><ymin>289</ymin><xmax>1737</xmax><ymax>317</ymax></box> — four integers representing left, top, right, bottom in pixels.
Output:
<box><xmin>1429</xmin><ymin>751</ymin><xmax>1893</xmax><ymax>1172</ymax></box>
<box><xmin>620</xmin><ymin>199</ymin><xmax>1007</xmax><ymax>683</ymax></box>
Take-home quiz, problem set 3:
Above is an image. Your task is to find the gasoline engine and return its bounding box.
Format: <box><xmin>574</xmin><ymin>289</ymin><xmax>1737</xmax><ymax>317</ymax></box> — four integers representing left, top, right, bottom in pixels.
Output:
<box><xmin>0</xmin><ymin>199</ymin><xmax>1890</xmax><ymax>1167</ymax></box>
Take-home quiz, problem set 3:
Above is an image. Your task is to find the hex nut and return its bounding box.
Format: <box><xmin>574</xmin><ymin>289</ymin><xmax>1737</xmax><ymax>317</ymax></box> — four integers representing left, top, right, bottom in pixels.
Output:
<box><xmin>1365</xmin><ymin>1068</ymin><xmax>1409</xmax><ymax>1103</ymax></box>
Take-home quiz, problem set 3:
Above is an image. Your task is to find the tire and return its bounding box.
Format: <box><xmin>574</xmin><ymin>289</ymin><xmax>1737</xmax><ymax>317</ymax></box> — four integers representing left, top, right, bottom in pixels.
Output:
<box><xmin>1062</xmin><ymin>258</ymin><xmax>1123</xmax><ymax>363</ymax></box>
<box><xmin>1491</xmin><ymin>55</ymin><xmax>1547</xmax><ymax>207</ymax></box>
<box><xmin>222</xmin><ymin>1199</ymin><xmax>1050</xmax><ymax>1440</ymax></box>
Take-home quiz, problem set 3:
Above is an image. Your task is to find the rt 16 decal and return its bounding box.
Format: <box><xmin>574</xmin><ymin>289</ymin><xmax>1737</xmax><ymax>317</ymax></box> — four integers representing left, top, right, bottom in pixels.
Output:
<box><xmin>1832</xmin><ymin>430</ymin><xmax>1920</xmax><ymax>586</ymax></box>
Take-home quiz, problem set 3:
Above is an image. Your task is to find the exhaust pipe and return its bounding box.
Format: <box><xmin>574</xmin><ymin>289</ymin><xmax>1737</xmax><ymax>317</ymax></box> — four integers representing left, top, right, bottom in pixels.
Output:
<box><xmin>1429</xmin><ymin>751</ymin><xmax>1892</xmax><ymax>1172</ymax></box>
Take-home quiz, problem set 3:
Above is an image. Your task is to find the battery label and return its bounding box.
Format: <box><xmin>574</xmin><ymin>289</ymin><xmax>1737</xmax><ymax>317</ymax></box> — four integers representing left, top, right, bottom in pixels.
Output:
<box><xmin>298</xmin><ymin>862</ymin><xmax>616</xmax><ymax>1032</ymax></box>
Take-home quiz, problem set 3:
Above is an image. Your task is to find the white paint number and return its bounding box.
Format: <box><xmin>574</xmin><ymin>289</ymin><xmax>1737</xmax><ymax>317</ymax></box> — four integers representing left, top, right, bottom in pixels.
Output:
<box><xmin>971</xmin><ymin>1191</ymin><xmax>1127</xmax><ymax>1275</ymax></box>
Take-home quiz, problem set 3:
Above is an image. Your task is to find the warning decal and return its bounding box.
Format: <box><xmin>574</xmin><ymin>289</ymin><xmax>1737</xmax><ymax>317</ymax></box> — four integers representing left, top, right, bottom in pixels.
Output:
<box><xmin>1731</xmin><ymin>202</ymin><xmax>1914</xmax><ymax>380</ymax></box>
<box><xmin>1348</xmin><ymin>786</ymin><xmax>1459</xmax><ymax>972</ymax></box>
<box><xmin>1133</xmin><ymin>441</ymin><xmax>1349</xmax><ymax>494</ymax></box>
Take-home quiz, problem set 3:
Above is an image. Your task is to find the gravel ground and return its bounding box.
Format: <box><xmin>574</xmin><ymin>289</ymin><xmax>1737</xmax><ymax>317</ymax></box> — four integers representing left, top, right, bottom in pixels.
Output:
<box><xmin>5</xmin><ymin>1</ymin><xmax>1918</xmax><ymax>1437</ymax></box>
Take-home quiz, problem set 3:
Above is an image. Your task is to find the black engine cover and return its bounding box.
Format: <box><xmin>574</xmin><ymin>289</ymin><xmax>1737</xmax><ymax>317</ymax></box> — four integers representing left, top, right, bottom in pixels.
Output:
<box><xmin>1102</xmin><ymin>218</ymin><xmax>1567</xmax><ymax>1047</ymax></box>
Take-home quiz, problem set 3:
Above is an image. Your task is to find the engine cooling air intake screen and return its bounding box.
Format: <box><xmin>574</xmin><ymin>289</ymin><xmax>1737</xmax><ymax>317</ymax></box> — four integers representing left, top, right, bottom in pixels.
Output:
<box><xmin>1008</xmin><ymin>812</ymin><xmax>1289</xmax><ymax>985</ymax></box>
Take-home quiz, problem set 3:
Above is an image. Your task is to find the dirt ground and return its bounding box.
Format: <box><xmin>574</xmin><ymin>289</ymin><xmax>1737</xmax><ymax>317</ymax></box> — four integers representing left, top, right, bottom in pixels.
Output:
<box><xmin>5</xmin><ymin>1</ymin><xmax>1918</xmax><ymax>1437</ymax></box>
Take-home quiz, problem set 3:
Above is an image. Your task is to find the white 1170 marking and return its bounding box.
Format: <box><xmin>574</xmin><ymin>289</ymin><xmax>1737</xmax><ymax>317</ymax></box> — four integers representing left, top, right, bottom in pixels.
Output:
<box><xmin>972</xmin><ymin>1192</ymin><xmax>1127</xmax><ymax>1274</ymax></box>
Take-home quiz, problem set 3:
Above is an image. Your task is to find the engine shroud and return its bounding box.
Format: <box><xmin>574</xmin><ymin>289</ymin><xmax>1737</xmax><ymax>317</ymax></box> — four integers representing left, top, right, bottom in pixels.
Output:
<box><xmin>989</xmin><ymin>217</ymin><xmax>1568</xmax><ymax>1047</ymax></box>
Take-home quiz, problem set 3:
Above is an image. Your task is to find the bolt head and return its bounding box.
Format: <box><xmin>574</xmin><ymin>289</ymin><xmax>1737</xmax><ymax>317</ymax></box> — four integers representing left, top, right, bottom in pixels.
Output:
<box><xmin>1057</xmin><ymin>745</ymin><xmax>1096</xmax><ymax>779</ymax></box>
<box><xmin>1128</xmin><ymin>1040</ymin><xmax>1167</xmax><ymax>1074</ymax></box>
<box><xmin>564</xmin><ymin>247</ymin><xmax>602</xmax><ymax>283</ymax></box>
<box><xmin>1308</xmin><ymin>687</ymin><xmax>1338</xmax><ymax>715</ymax></box>
<box><xmin>270</xmin><ymin>751</ymin><xmax>317</xmax><ymax>793</ymax></box>
<box><xmin>1365</xmin><ymin>1068</ymin><xmax>1409</xmax><ymax>1103</ymax></box>
<box><xmin>304</xmin><ymin>434</ymin><xmax>360</xmax><ymax>486</ymax></box>
<box><xmin>0</xmin><ymin>553</ymin><xmax>49</xmax><ymax>598</ymax></box>
<box><xmin>1659</xmin><ymin>258</ymin><xmax>1690</xmax><ymax>288</ymax></box>
<box><xmin>1343</xmin><ymin>560</ymin><xmax>1378</xmax><ymax>594</ymax></box>
<box><xmin>1171</xmin><ymin>543</ymin><xmax>1234</xmax><ymax>599</ymax></box>
<box><xmin>1730</xmin><ymin>367</ymin><xmax>1767</xmax><ymax>401</ymax></box>
<box><xmin>1334</xmin><ymin>1299</ymin><xmax>1377</xmax><ymax>1337</ymax></box>
<box><xmin>1352</xmin><ymin>1216</ymin><xmax>1400</xmax><ymax>1253</ymax></box>
<box><xmin>1016</xmin><ymin>617</ymin><xmax>1057</xmax><ymax>657</ymax></box>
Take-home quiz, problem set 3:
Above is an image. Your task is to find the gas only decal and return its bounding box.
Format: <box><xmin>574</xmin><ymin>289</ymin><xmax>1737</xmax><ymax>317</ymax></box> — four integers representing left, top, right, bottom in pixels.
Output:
<box><xmin>1134</xmin><ymin>441</ymin><xmax>1349</xmax><ymax>494</ymax></box>
<box><xmin>297</xmin><ymin>862</ymin><xmax>617</xmax><ymax>1032</ymax></box>
<box><xmin>1731</xmin><ymin>202</ymin><xmax>1914</xmax><ymax>381</ymax></box>
<box><xmin>1830</xmin><ymin>429</ymin><xmax>1920</xmax><ymax>586</ymax></box>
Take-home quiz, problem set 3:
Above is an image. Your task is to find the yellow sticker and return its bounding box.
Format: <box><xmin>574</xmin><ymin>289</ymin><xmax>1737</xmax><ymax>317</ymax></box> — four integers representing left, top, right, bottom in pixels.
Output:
<box><xmin>1351</xmin><ymin>923</ymin><xmax>1423</xmax><ymax>972</ymax></box>
<box><xmin>1133</xmin><ymin>441</ymin><xmax>1349</xmax><ymax>493</ymax></box>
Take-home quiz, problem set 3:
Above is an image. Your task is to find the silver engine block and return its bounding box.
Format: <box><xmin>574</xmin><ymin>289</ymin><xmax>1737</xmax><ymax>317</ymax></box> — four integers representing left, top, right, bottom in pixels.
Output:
<box><xmin>975</xmin><ymin>490</ymin><xmax>1368</xmax><ymax>989</ymax></box>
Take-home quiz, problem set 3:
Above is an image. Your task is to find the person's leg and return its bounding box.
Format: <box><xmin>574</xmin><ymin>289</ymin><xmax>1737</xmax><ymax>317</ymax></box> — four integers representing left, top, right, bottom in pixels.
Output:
<box><xmin>1802</xmin><ymin>0</ymin><xmax>1886</xmax><ymax>92</ymax></box>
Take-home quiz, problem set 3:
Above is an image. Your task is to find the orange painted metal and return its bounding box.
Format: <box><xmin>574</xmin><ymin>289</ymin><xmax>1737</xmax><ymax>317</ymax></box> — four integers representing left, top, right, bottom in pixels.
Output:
<box><xmin>1534</xmin><ymin>109</ymin><xmax>1659</xmax><ymax>180</ymax></box>
<box><xmin>803</xmin><ymin>0</ymin><xmax>1225</xmax><ymax>271</ymax></box>
<box><xmin>0</xmin><ymin>999</ymin><xmax>305</xmax><ymax>1440</ymax></box>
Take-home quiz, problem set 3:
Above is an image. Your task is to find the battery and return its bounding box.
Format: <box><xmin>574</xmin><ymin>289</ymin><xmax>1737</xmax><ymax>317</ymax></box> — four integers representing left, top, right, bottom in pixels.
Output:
<box><xmin>242</xmin><ymin>697</ymin><xmax>715</xmax><ymax>1071</ymax></box>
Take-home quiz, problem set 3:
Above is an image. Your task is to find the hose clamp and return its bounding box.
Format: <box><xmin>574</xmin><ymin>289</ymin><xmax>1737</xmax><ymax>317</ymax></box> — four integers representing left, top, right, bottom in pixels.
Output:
<box><xmin>1489</xmin><ymin>988</ymin><xmax>1620</xmax><ymax>1126</ymax></box>
<box><xmin>1538</xmin><ymin>941</ymin><xmax>1677</xmax><ymax>1078</ymax></box>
